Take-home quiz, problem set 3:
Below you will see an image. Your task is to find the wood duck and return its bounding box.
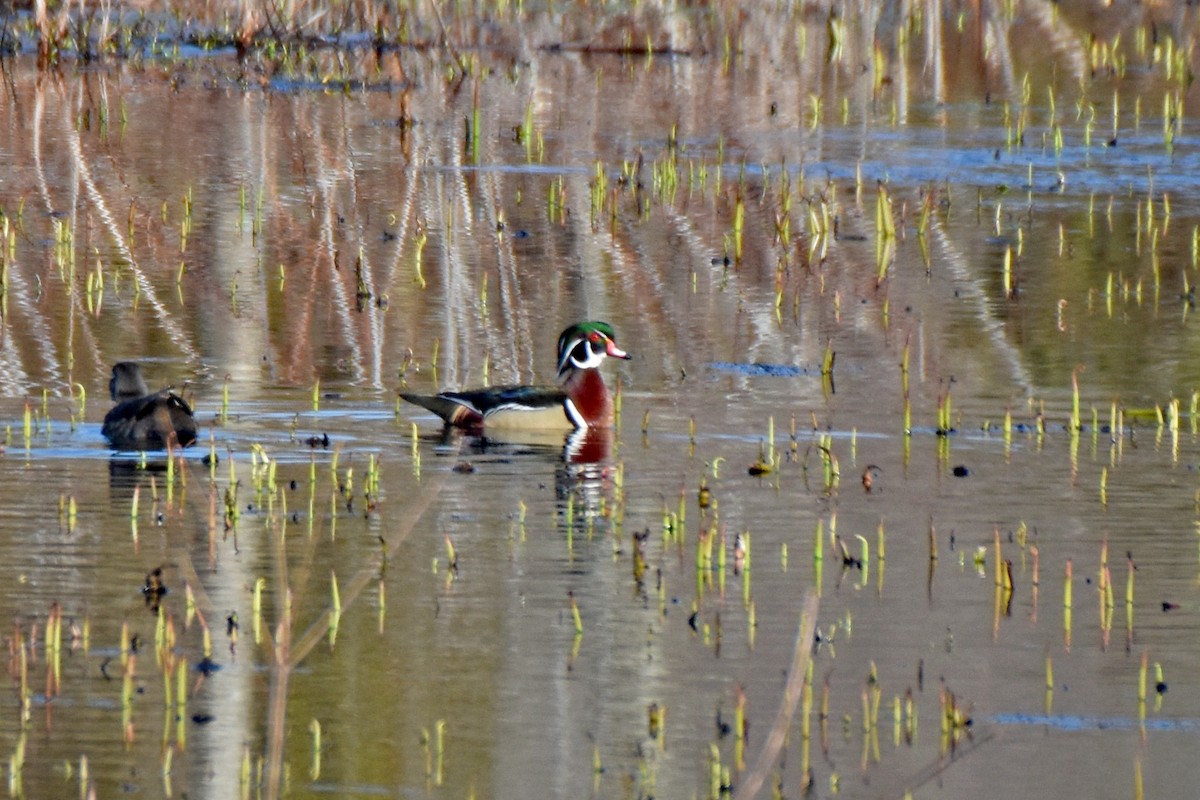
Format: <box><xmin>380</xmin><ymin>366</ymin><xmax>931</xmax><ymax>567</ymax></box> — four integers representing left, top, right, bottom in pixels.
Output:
<box><xmin>401</xmin><ymin>321</ymin><xmax>630</xmax><ymax>432</ymax></box>
<box><xmin>102</xmin><ymin>362</ymin><xmax>198</xmax><ymax>450</ymax></box>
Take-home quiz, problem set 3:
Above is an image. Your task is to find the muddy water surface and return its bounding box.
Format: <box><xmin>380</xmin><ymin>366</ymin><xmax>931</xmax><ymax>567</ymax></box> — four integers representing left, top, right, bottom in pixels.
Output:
<box><xmin>3</xmin><ymin>2</ymin><xmax>1200</xmax><ymax>798</ymax></box>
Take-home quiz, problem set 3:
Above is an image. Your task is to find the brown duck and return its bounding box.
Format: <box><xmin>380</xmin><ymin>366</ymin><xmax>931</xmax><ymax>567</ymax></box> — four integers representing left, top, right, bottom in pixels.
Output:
<box><xmin>102</xmin><ymin>362</ymin><xmax>198</xmax><ymax>450</ymax></box>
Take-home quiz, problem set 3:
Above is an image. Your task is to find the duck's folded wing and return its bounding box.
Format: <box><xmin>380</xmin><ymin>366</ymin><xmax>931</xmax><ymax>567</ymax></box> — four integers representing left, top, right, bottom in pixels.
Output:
<box><xmin>104</xmin><ymin>396</ymin><xmax>152</xmax><ymax>426</ymax></box>
<box><xmin>402</xmin><ymin>384</ymin><xmax>569</xmax><ymax>428</ymax></box>
<box><xmin>462</xmin><ymin>385</ymin><xmax>566</xmax><ymax>412</ymax></box>
<box><xmin>133</xmin><ymin>391</ymin><xmax>193</xmax><ymax>421</ymax></box>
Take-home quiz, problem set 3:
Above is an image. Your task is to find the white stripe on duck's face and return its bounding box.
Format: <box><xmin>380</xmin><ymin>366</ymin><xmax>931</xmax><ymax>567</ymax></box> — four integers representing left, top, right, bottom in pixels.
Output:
<box><xmin>559</xmin><ymin>333</ymin><xmax>616</xmax><ymax>374</ymax></box>
<box><xmin>555</xmin><ymin>322</ymin><xmax>630</xmax><ymax>378</ymax></box>
<box><xmin>570</xmin><ymin>338</ymin><xmax>606</xmax><ymax>370</ymax></box>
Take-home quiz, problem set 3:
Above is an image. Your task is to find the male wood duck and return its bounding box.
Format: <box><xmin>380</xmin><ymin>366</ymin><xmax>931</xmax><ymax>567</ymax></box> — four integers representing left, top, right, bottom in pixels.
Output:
<box><xmin>401</xmin><ymin>321</ymin><xmax>630</xmax><ymax>432</ymax></box>
<box><xmin>102</xmin><ymin>362</ymin><xmax>198</xmax><ymax>450</ymax></box>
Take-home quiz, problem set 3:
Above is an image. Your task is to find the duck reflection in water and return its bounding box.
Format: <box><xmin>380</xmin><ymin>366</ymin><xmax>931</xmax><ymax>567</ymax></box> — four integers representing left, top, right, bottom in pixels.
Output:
<box><xmin>435</xmin><ymin>425</ymin><xmax>617</xmax><ymax>528</ymax></box>
<box><xmin>555</xmin><ymin>427</ymin><xmax>618</xmax><ymax>529</ymax></box>
<box><xmin>437</xmin><ymin>425</ymin><xmax>610</xmax><ymax>463</ymax></box>
<box><xmin>450</xmin><ymin>425</ymin><xmax>615</xmax><ymax>465</ymax></box>
<box><xmin>102</xmin><ymin>362</ymin><xmax>198</xmax><ymax>451</ymax></box>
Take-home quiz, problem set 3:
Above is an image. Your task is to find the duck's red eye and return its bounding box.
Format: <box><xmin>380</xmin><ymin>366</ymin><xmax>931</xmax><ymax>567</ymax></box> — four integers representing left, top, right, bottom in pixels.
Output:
<box><xmin>589</xmin><ymin>332</ymin><xmax>602</xmax><ymax>343</ymax></box>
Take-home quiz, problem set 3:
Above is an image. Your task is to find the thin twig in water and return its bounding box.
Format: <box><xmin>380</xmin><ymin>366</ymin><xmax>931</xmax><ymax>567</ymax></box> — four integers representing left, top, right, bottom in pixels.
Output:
<box><xmin>892</xmin><ymin>728</ymin><xmax>996</xmax><ymax>799</ymax></box>
<box><xmin>426</xmin><ymin>0</ymin><xmax>466</xmax><ymax>74</ymax></box>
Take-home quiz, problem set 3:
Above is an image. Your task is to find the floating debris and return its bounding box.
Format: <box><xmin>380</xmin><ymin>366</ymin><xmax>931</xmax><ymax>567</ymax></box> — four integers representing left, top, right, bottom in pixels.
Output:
<box><xmin>196</xmin><ymin>657</ymin><xmax>222</xmax><ymax>676</ymax></box>
<box><xmin>862</xmin><ymin>464</ymin><xmax>881</xmax><ymax>492</ymax></box>
<box><xmin>142</xmin><ymin>567</ymin><xmax>168</xmax><ymax>610</ymax></box>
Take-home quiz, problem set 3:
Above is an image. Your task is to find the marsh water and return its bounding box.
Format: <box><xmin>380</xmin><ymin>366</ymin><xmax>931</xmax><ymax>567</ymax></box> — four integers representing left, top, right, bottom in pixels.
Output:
<box><xmin>3</xmin><ymin>1</ymin><xmax>1200</xmax><ymax>797</ymax></box>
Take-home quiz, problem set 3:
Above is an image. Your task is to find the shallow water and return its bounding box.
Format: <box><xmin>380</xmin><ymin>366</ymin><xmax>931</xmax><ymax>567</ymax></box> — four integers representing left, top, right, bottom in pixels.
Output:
<box><xmin>4</xmin><ymin>1</ymin><xmax>1200</xmax><ymax>797</ymax></box>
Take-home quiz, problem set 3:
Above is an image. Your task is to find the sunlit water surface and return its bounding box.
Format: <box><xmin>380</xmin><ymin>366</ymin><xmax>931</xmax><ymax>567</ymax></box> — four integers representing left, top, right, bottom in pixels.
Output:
<box><xmin>4</xmin><ymin>3</ymin><xmax>1200</xmax><ymax>798</ymax></box>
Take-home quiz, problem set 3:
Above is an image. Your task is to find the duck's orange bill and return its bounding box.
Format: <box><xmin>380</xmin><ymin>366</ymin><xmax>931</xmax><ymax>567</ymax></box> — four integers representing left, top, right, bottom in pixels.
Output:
<box><xmin>606</xmin><ymin>340</ymin><xmax>631</xmax><ymax>359</ymax></box>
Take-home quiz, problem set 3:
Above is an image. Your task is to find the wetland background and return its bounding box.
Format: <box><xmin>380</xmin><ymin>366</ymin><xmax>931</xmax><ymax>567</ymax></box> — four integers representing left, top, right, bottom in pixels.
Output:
<box><xmin>3</xmin><ymin>0</ymin><xmax>1200</xmax><ymax>797</ymax></box>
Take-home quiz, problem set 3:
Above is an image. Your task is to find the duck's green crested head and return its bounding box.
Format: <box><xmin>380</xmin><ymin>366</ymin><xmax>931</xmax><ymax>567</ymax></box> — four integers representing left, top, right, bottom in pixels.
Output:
<box><xmin>556</xmin><ymin>321</ymin><xmax>630</xmax><ymax>378</ymax></box>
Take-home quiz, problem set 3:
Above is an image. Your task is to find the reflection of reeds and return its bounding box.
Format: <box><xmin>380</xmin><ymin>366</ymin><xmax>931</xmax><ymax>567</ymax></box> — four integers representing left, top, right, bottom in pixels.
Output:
<box><xmin>0</xmin><ymin>0</ymin><xmax>1180</xmax><ymax>399</ymax></box>
<box><xmin>733</xmin><ymin>590</ymin><xmax>818</xmax><ymax>800</ymax></box>
<box><xmin>4</xmin><ymin>4</ymin><xmax>1200</xmax><ymax>798</ymax></box>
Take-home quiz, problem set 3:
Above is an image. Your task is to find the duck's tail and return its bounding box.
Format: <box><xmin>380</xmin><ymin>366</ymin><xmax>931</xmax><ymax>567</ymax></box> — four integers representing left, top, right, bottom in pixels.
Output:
<box><xmin>400</xmin><ymin>393</ymin><xmax>479</xmax><ymax>427</ymax></box>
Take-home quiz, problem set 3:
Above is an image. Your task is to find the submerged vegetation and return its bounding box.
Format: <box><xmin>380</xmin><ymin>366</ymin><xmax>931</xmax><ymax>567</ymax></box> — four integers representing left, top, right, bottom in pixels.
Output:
<box><xmin>2</xmin><ymin>0</ymin><xmax>1200</xmax><ymax>798</ymax></box>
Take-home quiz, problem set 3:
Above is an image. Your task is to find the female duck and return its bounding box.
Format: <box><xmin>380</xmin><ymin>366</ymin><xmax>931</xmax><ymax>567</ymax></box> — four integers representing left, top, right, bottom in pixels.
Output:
<box><xmin>401</xmin><ymin>321</ymin><xmax>630</xmax><ymax>432</ymax></box>
<box><xmin>102</xmin><ymin>362</ymin><xmax>198</xmax><ymax>450</ymax></box>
